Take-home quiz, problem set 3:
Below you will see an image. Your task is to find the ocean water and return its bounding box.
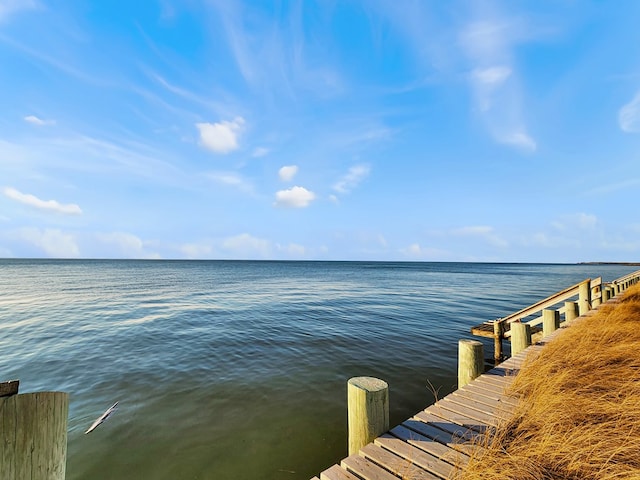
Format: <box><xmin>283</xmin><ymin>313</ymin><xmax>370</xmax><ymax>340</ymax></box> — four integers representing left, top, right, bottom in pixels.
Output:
<box><xmin>0</xmin><ymin>260</ymin><xmax>635</xmax><ymax>479</ymax></box>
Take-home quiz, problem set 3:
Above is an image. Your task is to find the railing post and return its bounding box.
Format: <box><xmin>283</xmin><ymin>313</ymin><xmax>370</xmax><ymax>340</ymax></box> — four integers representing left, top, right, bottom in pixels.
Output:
<box><xmin>347</xmin><ymin>377</ymin><xmax>389</xmax><ymax>455</ymax></box>
<box><xmin>458</xmin><ymin>339</ymin><xmax>484</xmax><ymax>388</ymax></box>
<box><xmin>578</xmin><ymin>280</ymin><xmax>591</xmax><ymax>316</ymax></box>
<box><xmin>542</xmin><ymin>309</ymin><xmax>560</xmax><ymax>337</ymax></box>
<box><xmin>511</xmin><ymin>322</ymin><xmax>532</xmax><ymax>356</ymax></box>
<box><xmin>564</xmin><ymin>301</ymin><xmax>578</xmax><ymax>323</ymax></box>
<box><xmin>493</xmin><ymin>321</ymin><xmax>504</xmax><ymax>364</ymax></box>
<box><xmin>0</xmin><ymin>391</ymin><xmax>68</xmax><ymax>480</ymax></box>
<box><xmin>592</xmin><ymin>283</ymin><xmax>601</xmax><ymax>308</ymax></box>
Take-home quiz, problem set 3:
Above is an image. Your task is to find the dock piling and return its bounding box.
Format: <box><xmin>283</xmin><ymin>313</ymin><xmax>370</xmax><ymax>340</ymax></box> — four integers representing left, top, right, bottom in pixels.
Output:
<box><xmin>579</xmin><ymin>280</ymin><xmax>591</xmax><ymax>316</ymax></box>
<box><xmin>511</xmin><ymin>322</ymin><xmax>532</xmax><ymax>356</ymax></box>
<box><xmin>0</xmin><ymin>391</ymin><xmax>69</xmax><ymax>480</ymax></box>
<box><xmin>458</xmin><ymin>339</ymin><xmax>484</xmax><ymax>388</ymax></box>
<box><xmin>542</xmin><ymin>309</ymin><xmax>560</xmax><ymax>337</ymax></box>
<box><xmin>564</xmin><ymin>301</ymin><xmax>578</xmax><ymax>323</ymax></box>
<box><xmin>347</xmin><ymin>377</ymin><xmax>389</xmax><ymax>455</ymax></box>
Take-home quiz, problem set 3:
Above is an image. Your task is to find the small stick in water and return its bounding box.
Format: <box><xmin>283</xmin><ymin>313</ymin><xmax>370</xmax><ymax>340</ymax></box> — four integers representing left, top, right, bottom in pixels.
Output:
<box><xmin>84</xmin><ymin>401</ymin><xmax>119</xmax><ymax>434</ymax></box>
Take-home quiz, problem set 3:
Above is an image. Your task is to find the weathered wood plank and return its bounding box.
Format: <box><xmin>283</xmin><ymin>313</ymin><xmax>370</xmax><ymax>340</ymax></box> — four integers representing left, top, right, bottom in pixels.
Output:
<box><xmin>320</xmin><ymin>464</ymin><xmax>361</xmax><ymax>480</ymax></box>
<box><xmin>394</xmin><ymin>420</ymin><xmax>471</xmax><ymax>460</ymax></box>
<box><xmin>459</xmin><ymin>382</ymin><xmax>518</xmax><ymax>407</ymax></box>
<box><xmin>360</xmin><ymin>443</ymin><xmax>440</xmax><ymax>480</ymax></box>
<box><xmin>341</xmin><ymin>454</ymin><xmax>400</xmax><ymax>480</ymax></box>
<box><xmin>374</xmin><ymin>434</ymin><xmax>456</xmax><ymax>479</ymax></box>
<box><xmin>431</xmin><ymin>397</ymin><xmax>496</xmax><ymax>426</ymax></box>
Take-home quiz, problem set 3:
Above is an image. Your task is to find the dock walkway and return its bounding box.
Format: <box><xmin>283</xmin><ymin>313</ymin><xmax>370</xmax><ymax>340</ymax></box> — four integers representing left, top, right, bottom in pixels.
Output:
<box><xmin>311</xmin><ymin>303</ymin><xmax>605</xmax><ymax>480</ymax></box>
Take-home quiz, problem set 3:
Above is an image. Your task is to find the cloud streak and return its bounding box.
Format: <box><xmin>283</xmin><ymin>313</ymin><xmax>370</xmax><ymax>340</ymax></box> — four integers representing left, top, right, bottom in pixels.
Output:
<box><xmin>3</xmin><ymin>187</ymin><xmax>82</xmax><ymax>215</ymax></box>
<box><xmin>24</xmin><ymin>115</ymin><xmax>55</xmax><ymax>126</ymax></box>
<box><xmin>333</xmin><ymin>164</ymin><xmax>370</xmax><ymax>194</ymax></box>
<box><xmin>619</xmin><ymin>91</ymin><xmax>640</xmax><ymax>133</ymax></box>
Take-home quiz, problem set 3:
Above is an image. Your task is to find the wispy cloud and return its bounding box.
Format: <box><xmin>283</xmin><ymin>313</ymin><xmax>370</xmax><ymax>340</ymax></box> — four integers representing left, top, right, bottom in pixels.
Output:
<box><xmin>16</xmin><ymin>227</ymin><xmax>80</xmax><ymax>257</ymax></box>
<box><xmin>196</xmin><ymin>117</ymin><xmax>245</xmax><ymax>154</ymax></box>
<box><xmin>252</xmin><ymin>147</ymin><xmax>269</xmax><ymax>158</ymax></box>
<box><xmin>273</xmin><ymin>186</ymin><xmax>315</xmax><ymax>208</ymax></box>
<box><xmin>551</xmin><ymin>213</ymin><xmax>597</xmax><ymax>231</ymax></box>
<box><xmin>95</xmin><ymin>232</ymin><xmax>160</xmax><ymax>259</ymax></box>
<box><xmin>619</xmin><ymin>91</ymin><xmax>640</xmax><ymax>133</ymax></box>
<box><xmin>460</xmin><ymin>14</ymin><xmax>537</xmax><ymax>152</ymax></box>
<box><xmin>451</xmin><ymin>225</ymin><xmax>508</xmax><ymax>248</ymax></box>
<box><xmin>24</xmin><ymin>115</ymin><xmax>55</xmax><ymax>126</ymax></box>
<box><xmin>221</xmin><ymin>233</ymin><xmax>270</xmax><ymax>258</ymax></box>
<box><xmin>333</xmin><ymin>164</ymin><xmax>370</xmax><ymax>194</ymax></box>
<box><xmin>278</xmin><ymin>165</ymin><xmax>298</xmax><ymax>182</ymax></box>
<box><xmin>399</xmin><ymin>243</ymin><xmax>450</xmax><ymax>260</ymax></box>
<box><xmin>3</xmin><ymin>187</ymin><xmax>82</xmax><ymax>215</ymax></box>
<box><xmin>207</xmin><ymin>171</ymin><xmax>254</xmax><ymax>193</ymax></box>
<box><xmin>0</xmin><ymin>0</ymin><xmax>39</xmax><ymax>23</ymax></box>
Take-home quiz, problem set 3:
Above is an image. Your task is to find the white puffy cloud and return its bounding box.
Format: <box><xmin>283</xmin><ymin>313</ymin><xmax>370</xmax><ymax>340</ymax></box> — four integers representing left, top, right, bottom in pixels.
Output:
<box><xmin>221</xmin><ymin>233</ymin><xmax>270</xmax><ymax>258</ymax></box>
<box><xmin>333</xmin><ymin>164</ymin><xmax>370</xmax><ymax>194</ymax></box>
<box><xmin>278</xmin><ymin>165</ymin><xmax>298</xmax><ymax>182</ymax></box>
<box><xmin>196</xmin><ymin>117</ymin><xmax>245</xmax><ymax>154</ymax></box>
<box><xmin>95</xmin><ymin>232</ymin><xmax>161</xmax><ymax>258</ymax></box>
<box><xmin>273</xmin><ymin>186</ymin><xmax>315</xmax><ymax>208</ymax></box>
<box><xmin>24</xmin><ymin>115</ymin><xmax>55</xmax><ymax>126</ymax></box>
<box><xmin>3</xmin><ymin>187</ymin><xmax>82</xmax><ymax>215</ymax></box>
<box><xmin>619</xmin><ymin>91</ymin><xmax>640</xmax><ymax>133</ymax></box>
<box><xmin>18</xmin><ymin>227</ymin><xmax>80</xmax><ymax>257</ymax></box>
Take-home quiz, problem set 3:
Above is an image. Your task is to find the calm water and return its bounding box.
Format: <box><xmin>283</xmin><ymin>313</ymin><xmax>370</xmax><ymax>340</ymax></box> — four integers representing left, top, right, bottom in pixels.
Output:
<box><xmin>0</xmin><ymin>260</ymin><xmax>635</xmax><ymax>479</ymax></box>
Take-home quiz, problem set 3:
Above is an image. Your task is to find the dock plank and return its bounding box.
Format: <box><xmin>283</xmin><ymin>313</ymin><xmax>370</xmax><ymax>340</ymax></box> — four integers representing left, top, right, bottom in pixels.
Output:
<box><xmin>341</xmin><ymin>454</ymin><xmax>401</xmax><ymax>480</ymax></box>
<box><xmin>360</xmin><ymin>443</ymin><xmax>441</xmax><ymax>480</ymax></box>
<box><xmin>375</xmin><ymin>433</ymin><xmax>457</xmax><ymax>479</ymax></box>
<box><xmin>320</xmin><ymin>464</ymin><xmax>361</xmax><ymax>480</ymax></box>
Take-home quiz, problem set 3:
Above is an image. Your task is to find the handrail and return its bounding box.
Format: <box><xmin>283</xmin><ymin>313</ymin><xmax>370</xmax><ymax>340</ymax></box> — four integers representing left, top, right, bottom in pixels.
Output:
<box><xmin>497</xmin><ymin>279</ymin><xmax>586</xmax><ymax>330</ymax></box>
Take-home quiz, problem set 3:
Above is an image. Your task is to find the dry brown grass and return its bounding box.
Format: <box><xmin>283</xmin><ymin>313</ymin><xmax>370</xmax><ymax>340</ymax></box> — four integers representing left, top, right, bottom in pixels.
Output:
<box><xmin>457</xmin><ymin>283</ymin><xmax>640</xmax><ymax>480</ymax></box>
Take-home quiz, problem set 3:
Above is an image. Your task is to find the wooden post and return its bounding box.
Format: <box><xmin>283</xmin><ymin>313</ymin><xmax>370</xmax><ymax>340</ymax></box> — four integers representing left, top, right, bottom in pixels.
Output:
<box><xmin>458</xmin><ymin>339</ymin><xmax>484</xmax><ymax>388</ymax></box>
<box><xmin>347</xmin><ymin>377</ymin><xmax>389</xmax><ymax>455</ymax></box>
<box><xmin>578</xmin><ymin>280</ymin><xmax>591</xmax><ymax>316</ymax></box>
<box><xmin>542</xmin><ymin>309</ymin><xmax>560</xmax><ymax>337</ymax></box>
<box><xmin>564</xmin><ymin>301</ymin><xmax>578</xmax><ymax>323</ymax></box>
<box><xmin>604</xmin><ymin>286</ymin><xmax>612</xmax><ymax>302</ymax></box>
<box><xmin>511</xmin><ymin>322</ymin><xmax>531</xmax><ymax>356</ymax></box>
<box><xmin>493</xmin><ymin>321</ymin><xmax>504</xmax><ymax>364</ymax></box>
<box><xmin>0</xmin><ymin>392</ymin><xmax>68</xmax><ymax>480</ymax></box>
<box><xmin>592</xmin><ymin>284</ymin><xmax>601</xmax><ymax>308</ymax></box>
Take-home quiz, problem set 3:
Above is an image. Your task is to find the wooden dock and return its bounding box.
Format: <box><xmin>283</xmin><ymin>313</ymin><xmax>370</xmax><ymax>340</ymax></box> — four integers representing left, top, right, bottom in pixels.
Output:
<box><xmin>311</xmin><ymin>270</ymin><xmax>640</xmax><ymax>480</ymax></box>
<box><xmin>312</xmin><ymin>345</ymin><xmax>538</xmax><ymax>480</ymax></box>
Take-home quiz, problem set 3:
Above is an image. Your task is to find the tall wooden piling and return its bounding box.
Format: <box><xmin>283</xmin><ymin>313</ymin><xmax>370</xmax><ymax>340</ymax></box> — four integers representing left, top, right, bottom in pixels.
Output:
<box><xmin>493</xmin><ymin>321</ymin><xmax>504</xmax><ymax>363</ymax></box>
<box><xmin>511</xmin><ymin>322</ymin><xmax>531</xmax><ymax>356</ymax></box>
<box><xmin>578</xmin><ymin>280</ymin><xmax>591</xmax><ymax>316</ymax></box>
<box><xmin>347</xmin><ymin>377</ymin><xmax>389</xmax><ymax>455</ymax></box>
<box><xmin>564</xmin><ymin>301</ymin><xmax>578</xmax><ymax>322</ymax></box>
<box><xmin>542</xmin><ymin>309</ymin><xmax>560</xmax><ymax>337</ymax></box>
<box><xmin>458</xmin><ymin>339</ymin><xmax>484</xmax><ymax>388</ymax></box>
<box><xmin>0</xmin><ymin>392</ymin><xmax>69</xmax><ymax>480</ymax></box>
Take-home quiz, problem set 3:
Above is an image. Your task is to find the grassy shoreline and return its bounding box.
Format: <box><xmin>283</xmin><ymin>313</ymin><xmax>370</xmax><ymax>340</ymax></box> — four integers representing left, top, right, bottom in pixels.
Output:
<box><xmin>458</xmin><ymin>284</ymin><xmax>640</xmax><ymax>480</ymax></box>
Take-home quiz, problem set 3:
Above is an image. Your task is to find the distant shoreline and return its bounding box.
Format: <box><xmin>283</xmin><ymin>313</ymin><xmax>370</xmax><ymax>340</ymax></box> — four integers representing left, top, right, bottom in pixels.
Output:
<box><xmin>578</xmin><ymin>262</ymin><xmax>640</xmax><ymax>266</ymax></box>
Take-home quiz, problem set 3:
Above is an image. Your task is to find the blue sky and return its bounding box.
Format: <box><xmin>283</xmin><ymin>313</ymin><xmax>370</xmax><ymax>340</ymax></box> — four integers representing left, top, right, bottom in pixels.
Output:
<box><xmin>1</xmin><ymin>0</ymin><xmax>639</xmax><ymax>262</ymax></box>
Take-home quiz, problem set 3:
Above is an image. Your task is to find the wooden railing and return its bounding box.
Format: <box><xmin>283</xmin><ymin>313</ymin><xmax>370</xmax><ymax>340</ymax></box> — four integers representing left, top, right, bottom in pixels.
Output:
<box><xmin>471</xmin><ymin>269</ymin><xmax>640</xmax><ymax>362</ymax></box>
